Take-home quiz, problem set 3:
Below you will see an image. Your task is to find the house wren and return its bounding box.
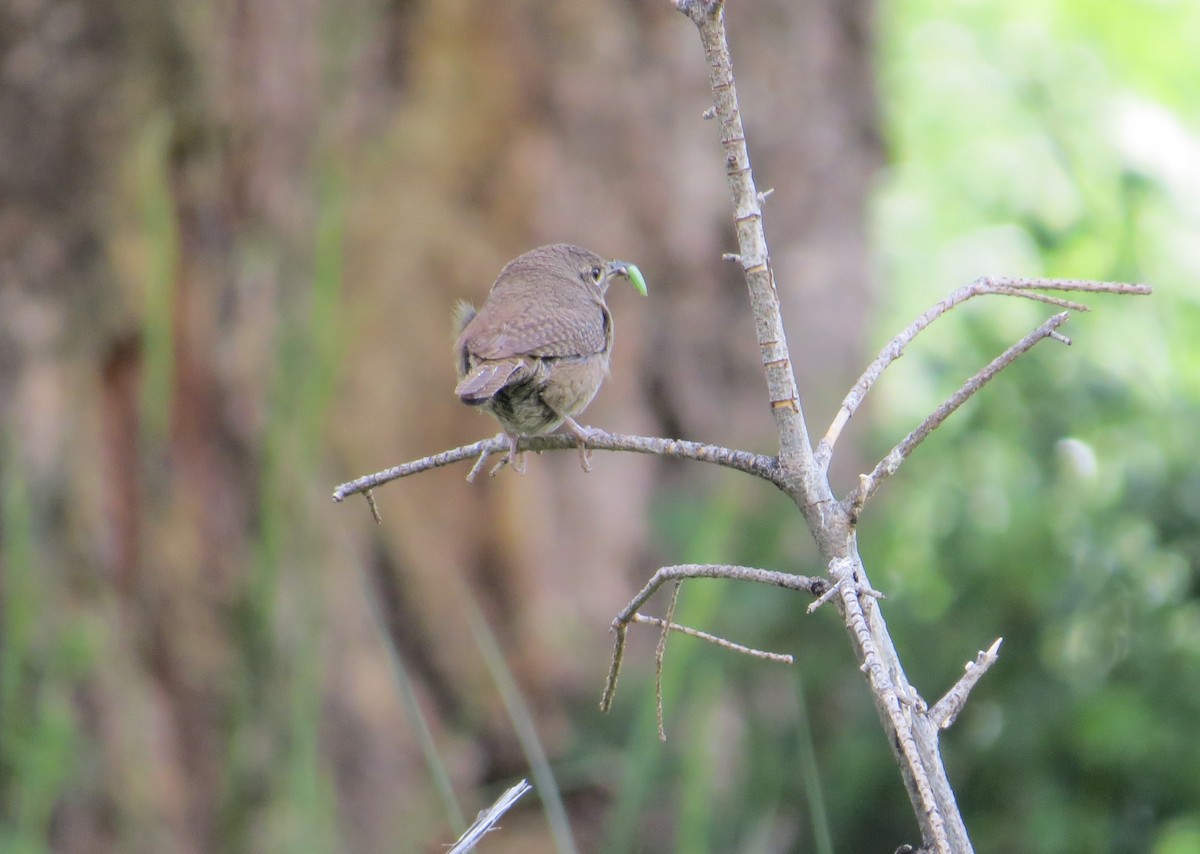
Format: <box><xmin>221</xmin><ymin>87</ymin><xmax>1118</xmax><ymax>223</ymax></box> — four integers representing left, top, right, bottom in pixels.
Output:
<box><xmin>454</xmin><ymin>243</ymin><xmax>647</xmax><ymax>473</ymax></box>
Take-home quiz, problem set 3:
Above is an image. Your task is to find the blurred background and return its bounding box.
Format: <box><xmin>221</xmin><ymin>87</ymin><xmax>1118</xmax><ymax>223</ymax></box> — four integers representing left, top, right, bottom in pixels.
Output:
<box><xmin>1</xmin><ymin>0</ymin><xmax>1197</xmax><ymax>851</ymax></box>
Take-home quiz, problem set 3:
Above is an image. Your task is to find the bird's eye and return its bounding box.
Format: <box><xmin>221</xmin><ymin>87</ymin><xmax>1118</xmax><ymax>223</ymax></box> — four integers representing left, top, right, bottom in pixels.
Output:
<box><xmin>589</xmin><ymin>265</ymin><xmax>603</xmax><ymax>282</ymax></box>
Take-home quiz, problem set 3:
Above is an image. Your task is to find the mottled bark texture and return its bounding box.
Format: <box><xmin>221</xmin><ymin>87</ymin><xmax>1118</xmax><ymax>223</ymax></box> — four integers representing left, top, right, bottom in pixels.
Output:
<box><xmin>0</xmin><ymin>0</ymin><xmax>877</xmax><ymax>850</ymax></box>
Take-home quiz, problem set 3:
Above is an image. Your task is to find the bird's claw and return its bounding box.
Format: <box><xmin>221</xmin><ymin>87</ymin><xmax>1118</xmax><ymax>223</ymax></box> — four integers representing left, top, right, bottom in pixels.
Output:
<box><xmin>561</xmin><ymin>417</ymin><xmax>597</xmax><ymax>473</ymax></box>
<box><xmin>488</xmin><ymin>435</ymin><xmax>526</xmax><ymax>476</ymax></box>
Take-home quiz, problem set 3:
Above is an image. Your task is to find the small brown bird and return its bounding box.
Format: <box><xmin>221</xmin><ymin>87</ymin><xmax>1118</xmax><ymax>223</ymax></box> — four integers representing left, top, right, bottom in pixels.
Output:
<box><xmin>454</xmin><ymin>243</ymin><xmax>647</xmax><ymax>473</ymax></box>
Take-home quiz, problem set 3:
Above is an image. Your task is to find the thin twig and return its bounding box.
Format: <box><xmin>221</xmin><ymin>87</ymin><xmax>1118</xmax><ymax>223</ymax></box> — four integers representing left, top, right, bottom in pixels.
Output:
<box><xmin>850</xmin><ymin>312</ymin><xmax>1073</xmax><ymax>509</ymax></box>
<box><xmin>332</xmin><ymin>431</ymin><xmax>782</xmax><ymax>504</ymax></box>
<box><xmin>816</xmin><ymin>278</ymin><xmax>1151</xmax><ymax>466</ymax></box>
<box><xmin>447</xmin><ymin>778</ymin><xmax>534</xmax><ymax>854</ymax></box>
<box><xmin>989</xmin><ymin>287</ymin><xmax>1089</xmax><ymax>311</ymax></box>
<box><xmin>364</xmin><ymin>489</ymin><xmax>381</xmax><ymax>524</ymax></box>
<box><xmin>655</xmin><ymin>582</ymin><xmax>682</xmax><ymax>741</ymax></box>
<box><xmin>929</xmin><ymin>638</ymin><xmax>1003</xmax><ymax>731</ymax></box>
<box><xmin>466</xmin><ymin>446</ymin><xmax>494</xmax><ymax>482</ymax></box>
<box><xmin>633</xmin><ymin>614</ymin><xmax>794</xmax><ymax>664</ymax></box>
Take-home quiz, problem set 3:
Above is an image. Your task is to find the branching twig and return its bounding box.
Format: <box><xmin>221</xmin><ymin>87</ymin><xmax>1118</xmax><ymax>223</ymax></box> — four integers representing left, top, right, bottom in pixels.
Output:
<box><xmin>599</xmin><ymin>564</ymin><xmax>827</xmax><ymax>712</ymax></box>
<box><xmin>817</xmin><ymin>277</ymin><xmax>1152</xmax><ymax>467</ymax></box>
<box><xmin>848</xmin><ymin>311</ymin><xmax>1073</xmax><ymax>511</ymax></box>
<box><xmin>930</xmin><ymin>638</ymin><xmax>1003</xmax><ymax>731</ymax></box>
<box><xmin>635</xmin><ymin>599</ymin><xmax>796</xmax><ymax>742</ymax></box>
<box><xmin>447</xmin><ymin>778</ymin><xmax>533</xmax><ymax>854</ymax></box>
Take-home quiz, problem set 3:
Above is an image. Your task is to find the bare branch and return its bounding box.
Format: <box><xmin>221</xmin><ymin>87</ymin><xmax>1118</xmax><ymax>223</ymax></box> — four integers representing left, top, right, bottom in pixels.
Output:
<box><xmin>850</xmin><ymin>311</ymin><xmax>1073</xmax><ymax>508</ymax></box>
<box><xmin>817</xmin><ymin>278</ymin><xmax>1151</xmax><ymax>466</ymax></box>
<box><xmin>332</xmin><ymin>431</ymin><xmax>782</xmax><ymax>503</ymax></box>
<box><xmin>447</xmin><ymin>778</ymin><xmax>533</xmax><ymax>854</ymax></box>
<box><xmin>827</xmin><ymin>558</ymin><xmax>956</xmax><ymax>852</ymax></box>
<box><xmin>674</xmin><ymin>0</ymin><xmax>818</xmax><ymax>490</ymax></box>
<box><xmin>930</xmin><ymin>638</ymin><xmax>1003</xmax><ymax>731</ymax></box>
<box><xmin>989</xmin><ymin>277</ymin><xmax>1150</xmax><ymax>295</ymax></box>
<box><xmin>596</xmin><ymin>5</ymin><xmax>1150</xmax><ymax>847</ymax></box>
<box><xmin>599</xmin><ymin>564</ymin><xmax>826</xmax><ymax>712</ymax></box>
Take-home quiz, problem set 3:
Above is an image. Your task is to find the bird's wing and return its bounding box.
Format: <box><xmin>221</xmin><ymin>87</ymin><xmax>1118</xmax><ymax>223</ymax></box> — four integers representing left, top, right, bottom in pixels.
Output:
<box><xmin>464</xmin><ymin>289</ymin><xmax>610</xmax><ymax>360</ymax></box>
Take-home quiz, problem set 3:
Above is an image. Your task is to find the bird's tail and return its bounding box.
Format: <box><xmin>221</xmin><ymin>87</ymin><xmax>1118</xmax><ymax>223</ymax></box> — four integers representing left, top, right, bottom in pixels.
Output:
<box><xmin>455</xmin><ymin>359</ymin><xmax>522</xmax><ymax>402</ymax></box>
<box><xmin>453</xmin><ymin>300</ymin><xmax>477</xmax><ymax>336</ymax></box>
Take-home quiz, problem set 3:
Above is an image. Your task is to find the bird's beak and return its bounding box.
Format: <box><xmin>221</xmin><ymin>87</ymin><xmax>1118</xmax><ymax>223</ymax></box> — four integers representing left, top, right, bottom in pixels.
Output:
<box><xmin>609</xmin><ymin>261</ymin><xmax>648</xmax><ymax>296</ymax></box>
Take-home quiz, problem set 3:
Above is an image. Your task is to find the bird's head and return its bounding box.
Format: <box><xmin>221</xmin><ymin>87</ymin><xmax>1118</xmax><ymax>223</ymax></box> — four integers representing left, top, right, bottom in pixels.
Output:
<box><xmin>552</xmin><ymin>244</ymin><xmax>647</xmax><ymax>298</ymax></box>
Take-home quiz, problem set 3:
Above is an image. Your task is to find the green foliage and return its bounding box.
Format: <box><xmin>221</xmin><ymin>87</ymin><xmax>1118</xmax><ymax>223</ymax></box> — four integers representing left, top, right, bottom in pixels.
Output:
<box><xmin>0</xmin><ymin>440</ymin><xmax>88</xmax><ymax>854</ymax></box>
<box><xmin>863</xmin><ymin>0</ymin><xmax>1199</xmax><ymax>849</ymax></box>
<box><xmin>217</xmin><ymin>154</ymin><xmax>347</xmax><ymax>854</ymax></box>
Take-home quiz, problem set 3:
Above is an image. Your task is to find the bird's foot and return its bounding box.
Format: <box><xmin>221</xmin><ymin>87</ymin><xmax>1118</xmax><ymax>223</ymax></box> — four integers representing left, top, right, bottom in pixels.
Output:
<box><xmin>562</xmin><ymin>417</ymin><xmax>597</xmax><ymax>473</ymax></box>
<box><xmin>465</xmin><ymin>434</ymin><xmax>523</xmax><ymax>481</ymax></box>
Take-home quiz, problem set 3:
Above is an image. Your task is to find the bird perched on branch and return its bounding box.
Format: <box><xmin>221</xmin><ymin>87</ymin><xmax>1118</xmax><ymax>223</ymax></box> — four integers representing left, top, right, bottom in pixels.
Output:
<box><xmin>454</xmin><ymin>243</ymin><xmax>647</xmax><ymax>474</ymax></box>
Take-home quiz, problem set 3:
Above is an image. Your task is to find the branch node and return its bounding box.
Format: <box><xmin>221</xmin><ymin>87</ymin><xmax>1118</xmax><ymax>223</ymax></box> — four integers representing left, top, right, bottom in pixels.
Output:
<box><xmin>757</xmin><ymin>187</ymin><xmax>774</xmax><ymax>204</ymax></box>
<box><xmin>701</xmin><ymin>105</ymin><xmax>716</xmax><ymax>120</ymax></box>
<box><xmin>721</xmin><ymin>252</ymin><xmax>742</xmax><ymax>263</ymax></box>
<box><xmin>806</xmin><ymin>579</ymin><xmax>842</xmax><ymax>614</ymax></box>
<box><xmin>848</xmin><ymin>474</ymin><xmax>870</xmax><ymax>525</ymax></box>
<box><xmin>852</xmin><ymin>311</ymin><xmax>1073</xmax><ymax>507</ymax></box>
<box><xmin>466</xmin><ymin>446</ymin><xmax>493</xmax><ymax>482</ymax></box>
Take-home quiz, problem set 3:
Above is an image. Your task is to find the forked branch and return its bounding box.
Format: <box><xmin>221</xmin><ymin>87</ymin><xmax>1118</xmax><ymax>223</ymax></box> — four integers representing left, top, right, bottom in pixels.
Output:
<box><xmin>817</xmin><ymin>277</ymin><xmax>1152</xmax><ymax>467</ymax></box>
<box><xmin>599</xmin><ymin>564</ymin><xmax>828</xmax><ymax>713</ymax></box>
<box><xmin>849</xmin><ymin>310</ymin><xmax>1074</xmax><ymax>510</ymax></box>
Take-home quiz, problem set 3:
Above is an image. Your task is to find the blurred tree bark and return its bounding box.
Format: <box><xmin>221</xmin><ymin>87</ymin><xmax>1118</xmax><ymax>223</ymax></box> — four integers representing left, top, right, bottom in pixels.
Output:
<box><xmin>0</xmin><ymin>0</ymin><xmax>877</xmax><ymax>850</ymax></box>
